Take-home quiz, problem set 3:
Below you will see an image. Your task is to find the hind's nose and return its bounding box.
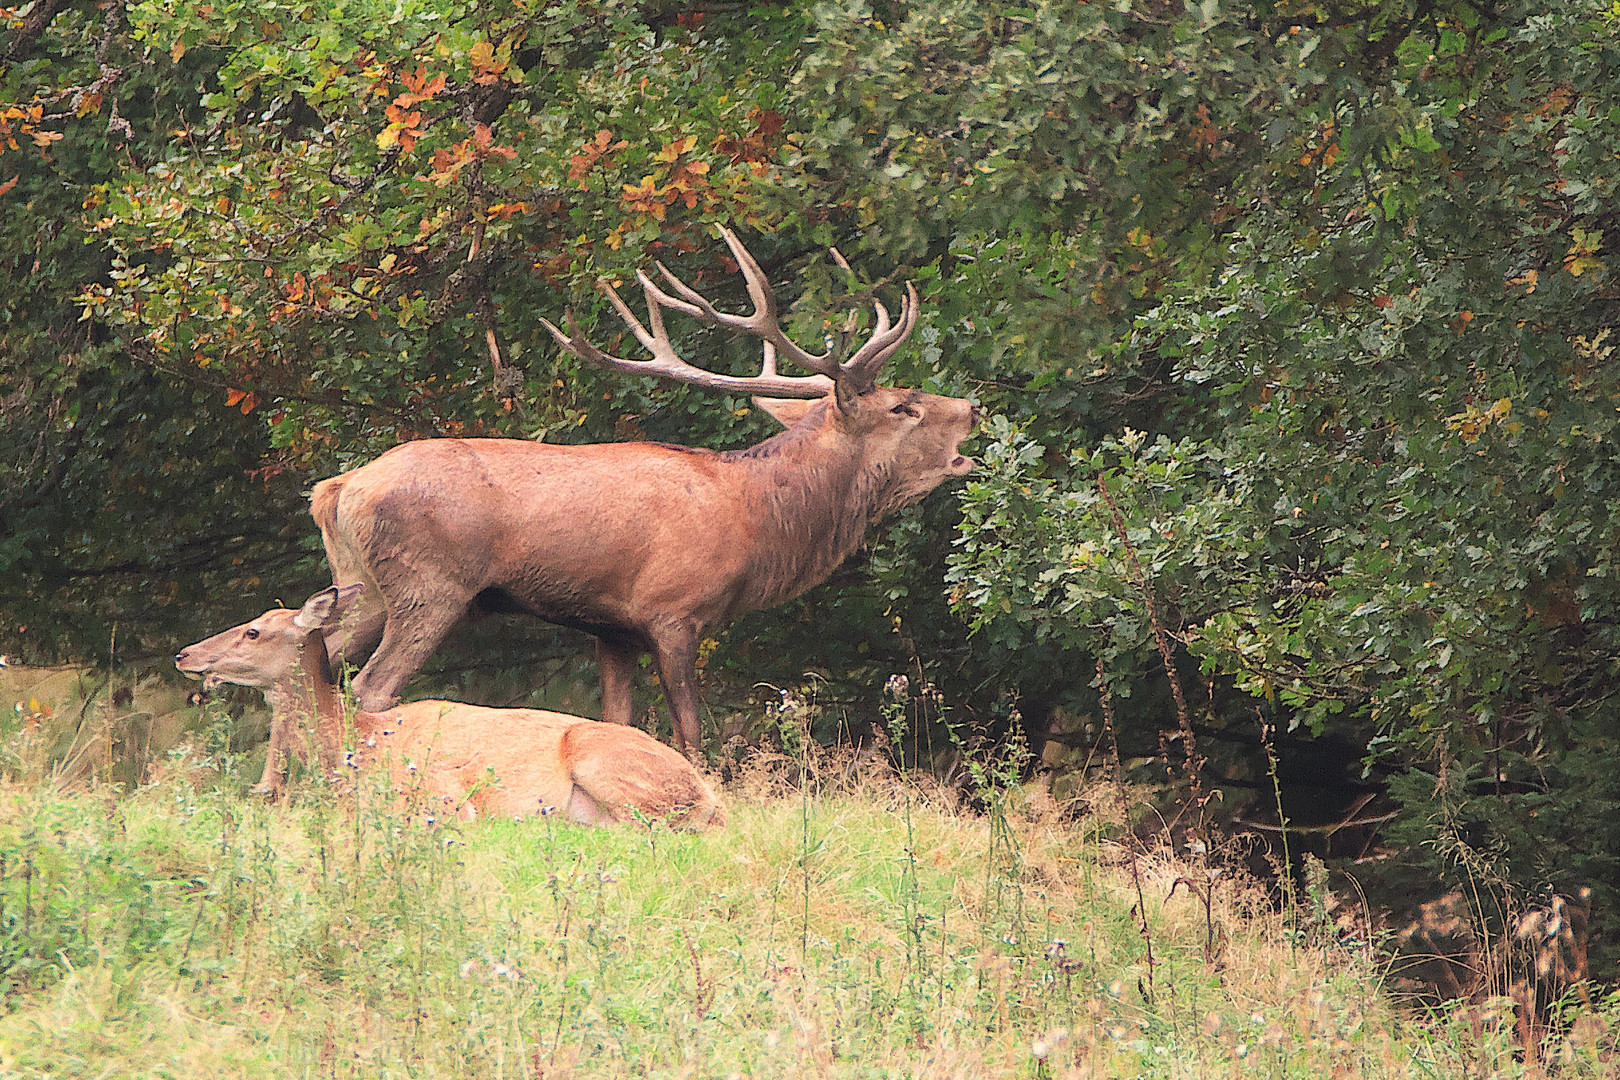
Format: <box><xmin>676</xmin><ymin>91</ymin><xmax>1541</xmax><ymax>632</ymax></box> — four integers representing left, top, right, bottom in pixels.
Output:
<box><xmin>970</xmin><ymin>404</ymin><xmax>983</xmax><ymax>425</ymax></box>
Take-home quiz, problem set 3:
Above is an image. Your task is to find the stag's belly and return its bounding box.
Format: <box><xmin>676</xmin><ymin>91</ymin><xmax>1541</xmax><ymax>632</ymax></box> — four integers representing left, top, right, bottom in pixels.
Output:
<box><xmin>471</xmin><ymin>585</ymin><xmax>652</xmax><ymax>648</ymax></box>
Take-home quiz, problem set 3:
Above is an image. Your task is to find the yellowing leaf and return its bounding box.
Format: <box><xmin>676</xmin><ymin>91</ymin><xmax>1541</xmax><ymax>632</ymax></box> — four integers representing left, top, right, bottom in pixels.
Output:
<box><xmin>171</xmin><ymin>39</ymin><xmax>186</xmax><ymax>62</ymax></box>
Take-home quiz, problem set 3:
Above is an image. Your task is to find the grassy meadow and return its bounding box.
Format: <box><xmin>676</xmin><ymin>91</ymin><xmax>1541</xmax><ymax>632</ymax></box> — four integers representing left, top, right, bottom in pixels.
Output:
<box><xmin>0</xmin><ymin>677</ymin><xmax>1616</xmax><ymax>1078</ymax></box>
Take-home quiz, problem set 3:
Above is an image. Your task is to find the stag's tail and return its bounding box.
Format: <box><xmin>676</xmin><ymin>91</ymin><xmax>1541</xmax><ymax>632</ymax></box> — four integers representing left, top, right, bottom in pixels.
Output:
<box><xmin>311</xmin><ymin>473</ymin><xmax>370</xmax><ymax>586</ymax></box>
<box><xmin>310</xmin><ymin>474</ymin><xmax>346</xmax><ymax>539</ymax></box>
<box><xmin>308</xmin><ymin>472</ymin><xmax>388</xmax><ymax>665</ymax></box>
<box><xmin>564</xmin><ymin>723</ymin><xmax>726</xmax><ymax>830</ymax></box>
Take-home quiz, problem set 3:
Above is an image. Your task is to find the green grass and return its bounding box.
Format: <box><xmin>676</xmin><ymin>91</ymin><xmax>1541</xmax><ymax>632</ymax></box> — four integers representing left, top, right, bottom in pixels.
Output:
<box><xmin>0</xmin><ymin>755</ymin><xmax>1615</xmax><ymax>1078</ymax></box>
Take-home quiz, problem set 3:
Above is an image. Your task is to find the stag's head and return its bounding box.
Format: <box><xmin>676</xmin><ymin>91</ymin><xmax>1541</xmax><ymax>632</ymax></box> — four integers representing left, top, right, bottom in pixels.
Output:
<box><xmin>541</xmin><ymin>226</ymin><xmax>979</xmax><ymax>508</ymax></box>
<box><xmin>754</xmin><ymin>387</ymin><xmax>978</xmax><ymax>512</ymax></box>
<box><xmin>175</xmin><ymin>584</ymin><xmax>363</xmax><ymax>690</ymax></box>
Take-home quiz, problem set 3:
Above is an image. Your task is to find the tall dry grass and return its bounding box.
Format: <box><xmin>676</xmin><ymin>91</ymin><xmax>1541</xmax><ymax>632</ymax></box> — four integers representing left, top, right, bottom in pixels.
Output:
<box><xmin>0</xmin><ymin>676</ymin><xmax>1613</xmax><ymax>1077</ymax></box>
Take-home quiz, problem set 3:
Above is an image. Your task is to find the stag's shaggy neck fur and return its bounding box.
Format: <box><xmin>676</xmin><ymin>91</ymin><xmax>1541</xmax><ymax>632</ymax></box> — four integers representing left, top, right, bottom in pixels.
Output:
<box><xmin>724</xmin><ymin>401</ymin><xmax>893</xmax><ymax>611</ymax></box>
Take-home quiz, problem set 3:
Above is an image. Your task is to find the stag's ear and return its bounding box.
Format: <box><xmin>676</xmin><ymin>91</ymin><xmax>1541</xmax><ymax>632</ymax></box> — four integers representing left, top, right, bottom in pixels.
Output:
<box><xmin>752</xmin><ymin>396</ymin><xmax>822</xmax><ymax>430</ymax></box>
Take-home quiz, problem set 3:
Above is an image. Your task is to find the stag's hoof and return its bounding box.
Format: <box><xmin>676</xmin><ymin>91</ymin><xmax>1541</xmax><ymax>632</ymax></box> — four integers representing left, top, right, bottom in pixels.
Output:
<box><xmin>351</xmin><ymin>681</ymin><xmax>400</xmax><ymax>714</ymax></box>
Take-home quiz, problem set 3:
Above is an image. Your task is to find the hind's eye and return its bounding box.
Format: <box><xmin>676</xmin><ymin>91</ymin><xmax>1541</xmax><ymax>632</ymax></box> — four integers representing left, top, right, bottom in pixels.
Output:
<box><xmin>245</xmin><ymin>628</ymin><xmax>259</xmax><ymax>640</ymax></box>
<box><xmin>891</xmin><ymin>402</ymin><xmax>921</xmax><ymax>418</ymax></box>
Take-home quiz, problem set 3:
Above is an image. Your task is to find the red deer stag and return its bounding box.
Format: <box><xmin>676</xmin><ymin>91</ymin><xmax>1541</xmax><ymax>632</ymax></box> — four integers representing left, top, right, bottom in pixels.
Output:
<box><xmin>306</xmin><ymin>227</ymin><xmax>977</xmax><ymax>766</ymax></box>
<box><xmin>175</xmin><ymin>584</ymin><xmax>724</xmax><ymax>827</ymax></box>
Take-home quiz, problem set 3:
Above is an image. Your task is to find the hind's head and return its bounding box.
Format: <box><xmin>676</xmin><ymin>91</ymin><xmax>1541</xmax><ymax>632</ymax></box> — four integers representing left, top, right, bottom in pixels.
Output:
<box><xmin>175</xmin><ymin>584</ymin><xmax>364</xmax><ymax>690</ymax></box>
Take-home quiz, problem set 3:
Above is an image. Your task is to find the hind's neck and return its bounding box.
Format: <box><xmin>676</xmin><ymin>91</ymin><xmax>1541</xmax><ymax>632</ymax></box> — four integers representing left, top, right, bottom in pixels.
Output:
<box><xmin>264</xmin><ymin>632</ymin><xmax>346</xmax><ymax>774</ymax></box>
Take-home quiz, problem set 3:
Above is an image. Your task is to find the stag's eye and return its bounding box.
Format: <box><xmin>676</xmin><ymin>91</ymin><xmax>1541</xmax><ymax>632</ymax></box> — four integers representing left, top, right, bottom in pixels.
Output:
<box><xmin>245</xmin><ymin>628</ymin><xmax>260</xmax><ymax>640</ymax></box>
<box><xmin>891</xmin><ymin>402</ymin><xmax>921</xmax><ymax>419</ymax></box>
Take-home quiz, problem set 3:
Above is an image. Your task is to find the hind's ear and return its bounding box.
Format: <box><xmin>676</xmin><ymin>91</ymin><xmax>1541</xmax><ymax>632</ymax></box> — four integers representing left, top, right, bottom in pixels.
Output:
<box><xmin>294</xmin><ymin>582</ymin><xmax>365</xmax><ymax>630</ymax></box>
<box><xmin>294</xmin><ymin>587</ymin><xmax>339</xmax><ymax>630</ymax></box>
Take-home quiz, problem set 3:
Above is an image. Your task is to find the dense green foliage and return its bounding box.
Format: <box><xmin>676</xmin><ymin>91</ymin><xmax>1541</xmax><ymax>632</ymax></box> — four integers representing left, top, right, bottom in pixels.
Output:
<box><xmin>3</xmin><ymin>0</ymin><xmax>1618</xmax><ymax>975</ymax></box>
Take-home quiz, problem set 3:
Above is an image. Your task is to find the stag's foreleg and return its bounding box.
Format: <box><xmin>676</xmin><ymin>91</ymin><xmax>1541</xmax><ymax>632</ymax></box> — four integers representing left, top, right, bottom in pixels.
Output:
<box><xmin>350</xmin><ymin>596</ymin><xmax>469</xmax><ymax>712</ymax></box>
<box><xmin>649</xmin><ymin>623</ymin><xmax>704</xmax><ymax>761</ymax></box>
<box><xmin>325</xmin><ymin>597</ymin><xmax>386</xmax><ymax>669</ymax></box>
<box><xmin>596</xmin><ymin>636</ymin><xmax>641</xmax><ymax>725</ymax></box>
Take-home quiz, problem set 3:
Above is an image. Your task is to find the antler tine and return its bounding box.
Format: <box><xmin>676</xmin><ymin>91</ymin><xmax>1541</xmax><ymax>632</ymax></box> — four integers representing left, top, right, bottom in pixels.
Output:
<box><xmin>841</xmin><ymin>282</ymin><xmax>919</xmax><ymax>386</ymax></box>
<box><xmin>648</xmin><ymin>233</ymin><xmax>840</xmax><ymax>376</ymax></box>
<box><xmin>542</xmin><ymin>284</ymin><xmax>833</xmax><ymax>400</ymax></box>
<box><xmin>715</xmin><ymin>226</ymin><xmax>779</xmax><ymax>324</ymax></box>
<box><xmin>543</xmin><ymin>228</ymin><xmax>921</xmax><ymax>402</ymax></box>
<box><xmin>602</xmin><ymin>279</ymin><xmax>679</xmax><ymax>364</ymax></box>
<box><xmin>637</xmin><ymin>268</ymin><xmax>704</xmax><ymax>319</ymax></box>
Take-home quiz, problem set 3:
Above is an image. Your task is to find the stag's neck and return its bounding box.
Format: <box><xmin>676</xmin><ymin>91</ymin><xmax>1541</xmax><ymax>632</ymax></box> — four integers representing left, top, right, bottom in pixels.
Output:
<box><xmin>723</xmin><ymin>409</ymin><xmax>887</xmax><ymax>610</ymax></box>
<box><xmin>264</xmin><ymin>631</ymin><xmax>346</xmax><ymax>774</ymax></box>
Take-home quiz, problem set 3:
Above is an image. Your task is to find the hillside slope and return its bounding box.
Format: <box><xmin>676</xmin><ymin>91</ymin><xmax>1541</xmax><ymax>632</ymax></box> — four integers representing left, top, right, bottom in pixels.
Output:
<box><xmin>0</xmin><ymin>758</ymin><xmax>1614</xmax><ymax>1078</ymax></box>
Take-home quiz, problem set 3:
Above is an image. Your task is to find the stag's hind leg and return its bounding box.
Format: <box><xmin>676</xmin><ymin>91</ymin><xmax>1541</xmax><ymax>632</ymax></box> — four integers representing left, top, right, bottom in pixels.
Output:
<box><xmin>350</xmin><ymin>595</ymin><xmax>470</xmax><ymax>712</ymax></box>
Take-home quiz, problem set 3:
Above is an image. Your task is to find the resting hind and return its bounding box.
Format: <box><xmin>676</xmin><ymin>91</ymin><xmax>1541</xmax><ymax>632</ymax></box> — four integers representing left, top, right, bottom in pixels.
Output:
<box><xmin>174</xmin><ymin>584</ymin><xmax>724</xmax><ymax>829</ymax></box>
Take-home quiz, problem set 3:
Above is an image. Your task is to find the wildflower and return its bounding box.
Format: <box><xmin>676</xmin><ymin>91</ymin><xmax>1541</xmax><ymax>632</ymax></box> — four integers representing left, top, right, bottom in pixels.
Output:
<box><xmin>492</xmin><ymin>962</ymin><xmax>518</xmax><ymax>982</ymax></box>
<box><xmin>343</xmin><ymin>750</ymin><xmax>360</xmax><ymax>769</ymax></box>
<box><xmin>539</xmin><ymin>804</ymin><xmax>557</xmax><ymax>816</ymax></box>
<box><xmin>1044</xmin><ymin>940</ymin><xmax>1067</xmax><ymax>959</ymax></box>
<box><xmin>365</xmin><ymin>736</ymin><xmax>377</xmax><ymax>747</ymax></box>
<box><xmin>1031</xmin><ymin>1029</ymin><xmax>1067</xmax><ymax>1060</ymax></box>
<box><xmin>406</xmin><ymin>761</ymin><xmax>418</xmax><ymax>772</ymax></box>
<box><xmin>884</xmin><ymin>673</ymin><xmax>909</xmax><ymax>698</ymax></box>
<box><xmin>459</xmin><ymin>960</ymin><xmax>479</xmax><ymax>979</ymax></box>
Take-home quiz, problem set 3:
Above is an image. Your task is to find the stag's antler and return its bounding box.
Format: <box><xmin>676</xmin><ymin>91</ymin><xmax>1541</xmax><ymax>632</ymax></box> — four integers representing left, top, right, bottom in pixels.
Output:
<box><xmin>541</xmin><ymin>227</ymin><xmax>919</xmax><ymax>402</ymax></box>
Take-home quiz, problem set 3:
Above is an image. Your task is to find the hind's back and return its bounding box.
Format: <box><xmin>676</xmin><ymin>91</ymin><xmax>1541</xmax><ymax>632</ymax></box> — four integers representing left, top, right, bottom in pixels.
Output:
<box><xmin>365</xmin><ymin>701</ymin><xmax>585</xmax><ymax>816</ymax></box>
<box><xmin>366</xmin><ymin>703</ymin><xmax>722</xmax><ymax>826</ymax></box>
